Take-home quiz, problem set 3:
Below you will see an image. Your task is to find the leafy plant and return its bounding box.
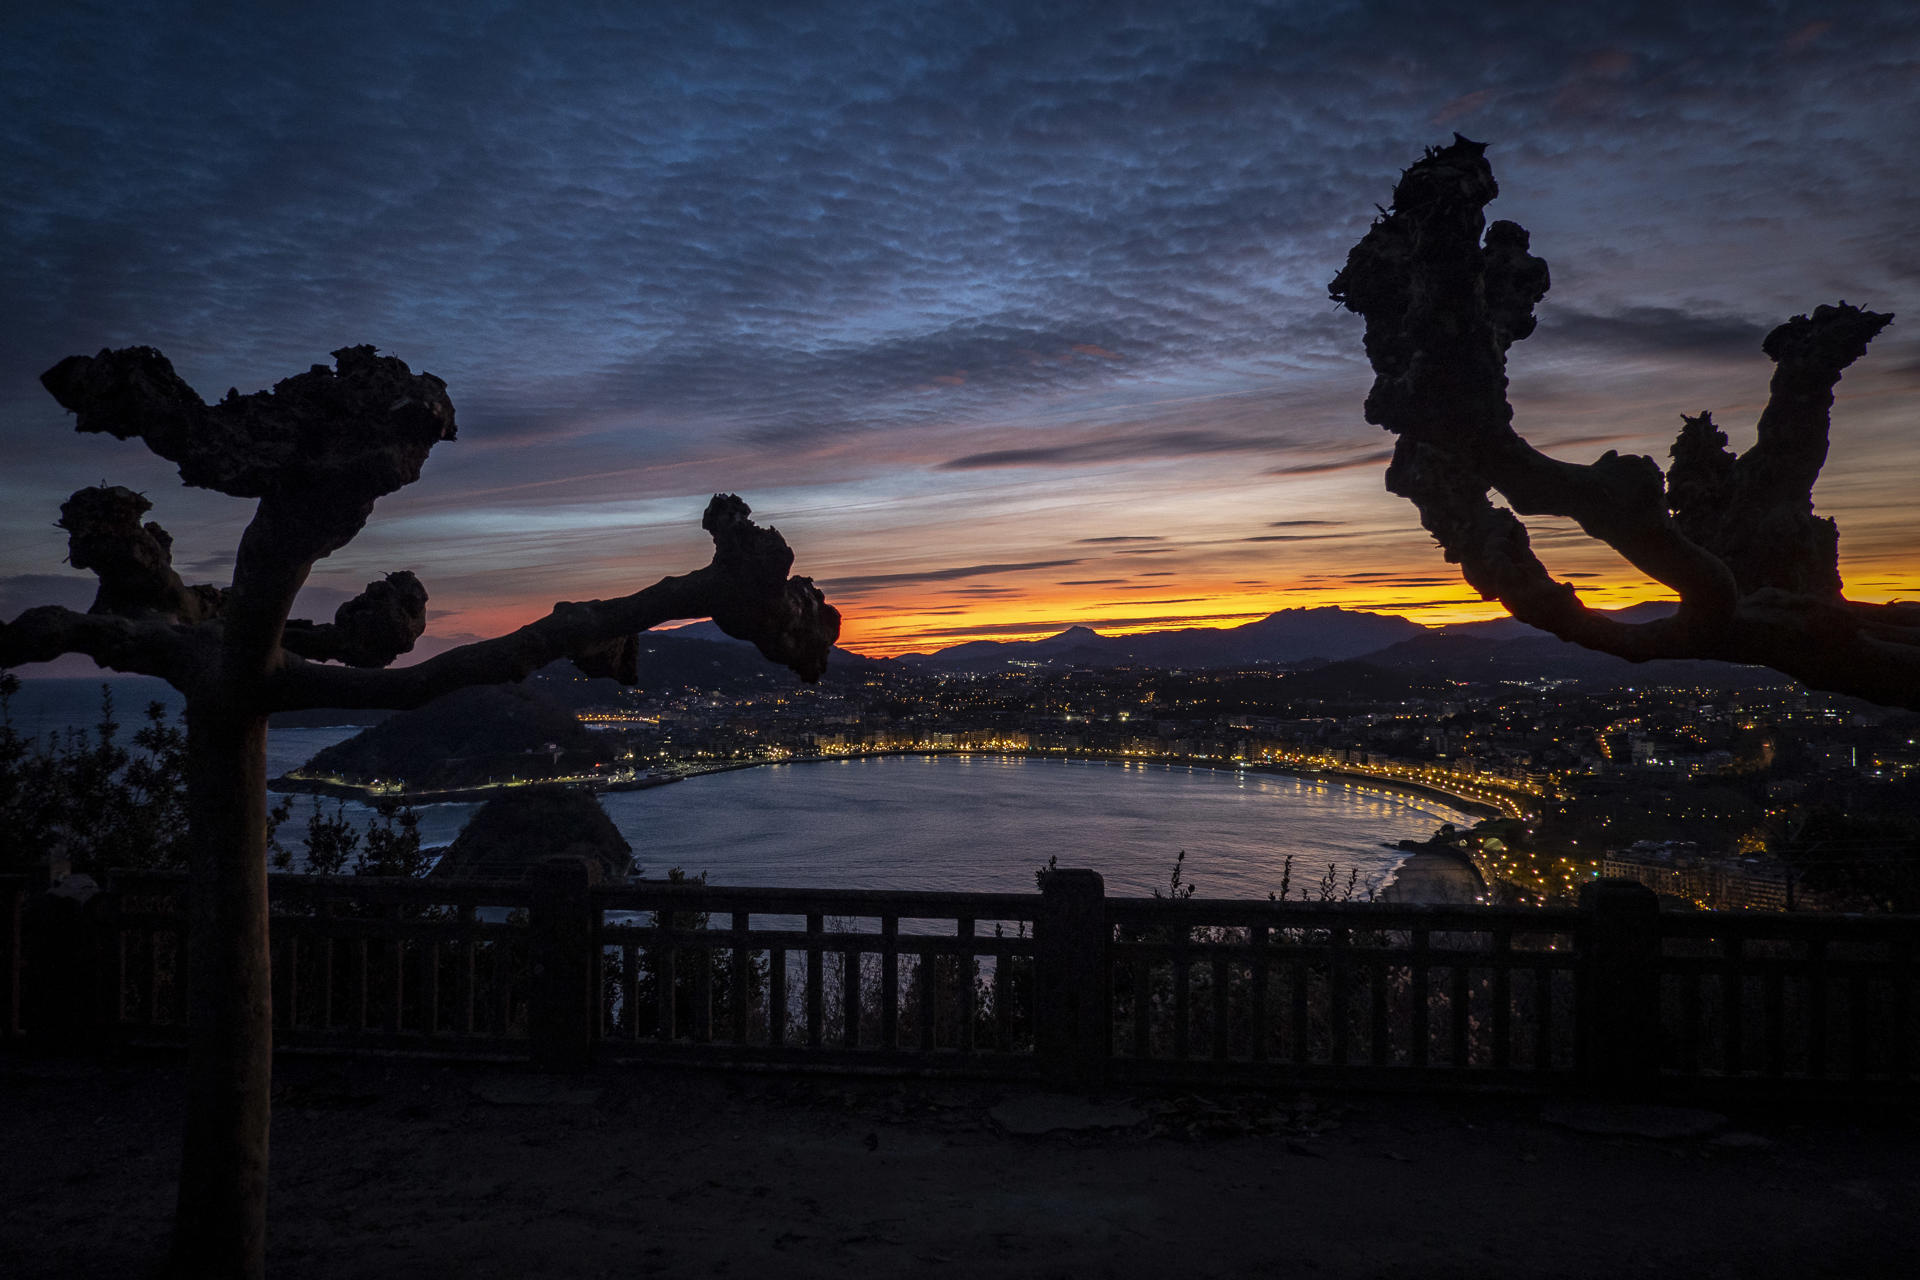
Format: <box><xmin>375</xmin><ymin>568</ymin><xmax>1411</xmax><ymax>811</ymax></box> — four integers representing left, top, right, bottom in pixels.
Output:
<box><xmin>0</xmin><ymin>678</ymin><xmax>189</xmax><ymax>874</ymax></box>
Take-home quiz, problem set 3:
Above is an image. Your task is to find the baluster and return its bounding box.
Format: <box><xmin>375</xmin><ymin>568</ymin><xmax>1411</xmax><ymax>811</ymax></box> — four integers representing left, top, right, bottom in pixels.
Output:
<box><xmin>424</xmin><ymin>938</ymin><xmax>439</xmax><ymax>1039</ymax></box>
<box><xmin>656</xmin><ymin>925</ymin><xmax>677</xmax><ymax>1044</ymax></box>
<box><xmin>1722</xmin><ymin>935</ymin><xmax>1745</xmax><ymax>1076</ymax></box>
<box><xmin>769</xmin><ymin>947</ymin><xmax>788</xmax><ymax>1046</ymax></box>
<box><xmin>730</xmin><ymin>912</ymin><xmax>751</xmax><ymax>1045</ymax></box>
<box><xmin>1797</xmin><ymin>936</ymin><xmax>1827</xmax><ymax>1074</ymax></box>
<box><xmin>115</xmin><ymin>931</ymin><xmax>129</xmax><ymax>1027</ymax></box>
<box><xmin>1765</xmin><ymin>962</ymin><xmax>1786</xmax><ymax>1077</ymax></box>
<box><xmin>171</xmin><ymin>930</ymin><xmax>189</xmax><ymax>1027</ymax></box>
<box><xmin>459</xmin><ymin>907</ymin><xmax>476</xmax><ymax>1036</ymax></box>
<box><xmin>1132</xmin><ymin>953</ymin><xmax>1151</xmax><ymax>1059</ymax></box>
<box><xmin>956</xmin><ymin>918</ymin><xmax>975</xmax><ymax>1053</ymax></box>
<box><xmin>1849</xmin><ymin>969</ymin><xmax>1870</xmax><ymax>1082</ymax></box>
<box><xmin>992</xmin><ymin>950</ymin><xmax>1010</xmax><ymax>1053</ymax></box>
<box><xmin>355</xmin><ymin>937</ymin><xmax>369</xmax><ymax>1034</ymax></box>
<box><xmin>1535</xmin><ymin>964</ymin><xmax>1555</xmax><ymax>1073</ymax></box>
<box><xmin>1678</xmin><ymin>964</ymin><xmax>1700</xmax><ymax>1077</ymax></box>
<box><xmin>389</xmin><ymin>904</ymin><xmax>405</xmax><ymax>1035</ymax></box>
<box><xmin>322</xmin><ymin>936</ymin><xmax>336</xmax><ymax>1033</ymax></box>
<box><xmin>1328</xmin><ymin>926</ymin><xmax>1350</xmax><ymax>1067</ymax></box>
<box><xmin>1249</xmin><ymin>924</ymin><xmax>1269</xmax><ymax>1063</ymax></box>
<box><xmin>1369</xmin><ymin>951</ymin><xmax>1389</xmax><ymax>1067</ymax></box>
<box><xmin>613</xmin><ymin>942</ymin><xmax>632</xmax><ymax>1039</ymax></box>
<box><xmin>841</xmin><ymin>938</ymin><xmax>860</xmax><ymax>1050</ymax></box>
<box><xmin>1171</xmin><ymin>927</ymin><xmax>1191</xmax><ymax>1060</ymax></box>
<box><xmin>592</xmin><ymin>941</ymin><xmax>607</xmax><ymax>1040</ymax></box>
<box><xmin>494</xmin><ymin>935</ymin><xmax>513</xmax><ymax>1037</ymax></box>
<box><xmin>1893</xmin><ymin>937</ymin><xmax>1913</xmax><ymax>1083</ymax></box>
<box><xmin>1410</xmin><ymin>929</ymin><xmax>1430</xmax><ymax>1069</ymax></box>
<box><xmin>147</xmin><ymin>928</ymin><xmax>162</xmax><ymax>1026</ymax></box>
<box><xmin>1491</xmin><ymin>925</ymin><xmax>1512</xmax><ymax>1072</ymax></box>
<box><xmin>1211</xmin><ymin>947</ymin><xmax>1230</xmax><ymax>1062</ymax></box>
<box><xmin>918</xmin><ymin>951</ymin><xmax>936</xmax><ymax>1051</ymax></box>
<box><xmin>880</xmin><ymin>916</ymin><xmax>899</xmax><ymax>1050</ymax></box>
<box><xmin>1289</xmin><ymin>953</ymin><xmax>1309</xmax><ymax>1064</ymax></box>
<box><xmin>805</xmin><ymin>912</ymin><xmax>823</xmax><ymax>1050</ymax></box>
<box><xmin>693</xmin><ymin>923</ymin><xmax>713</xmax><ymax>1045</ymax></box>
<box><xmin>269</xmin><ymin>931</ymin><xmax>284</xmax><ymax>1035</ymax></box>
<box><xmin>286</xmin><ymin>935</ymin><xmax>301</xmax><ymax>1035</ymax></box>
<box><xmin>1449</xmin><ymin>961</ymin><xmax>1470</xmax><ymax>1068</ymax></box>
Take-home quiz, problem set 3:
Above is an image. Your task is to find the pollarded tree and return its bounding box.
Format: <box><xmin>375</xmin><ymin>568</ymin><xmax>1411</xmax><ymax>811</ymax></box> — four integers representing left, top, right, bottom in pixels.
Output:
<box><xmin>1330</xmin><ymin>137</ymin><xmax>1920</xmax><ymax>709</ymax></box>
<box><xmin>0</xmin><ymin>344</ymin><xmax>839</xmax><ymax>1279</ymax></box>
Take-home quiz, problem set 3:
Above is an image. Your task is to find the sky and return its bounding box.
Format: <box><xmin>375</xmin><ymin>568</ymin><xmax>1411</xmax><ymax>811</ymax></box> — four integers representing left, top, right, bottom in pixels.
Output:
<box><xmin>3</xmin><ymin>1</ymin><xmax>1917</xmax><ymax>665</ymax></box>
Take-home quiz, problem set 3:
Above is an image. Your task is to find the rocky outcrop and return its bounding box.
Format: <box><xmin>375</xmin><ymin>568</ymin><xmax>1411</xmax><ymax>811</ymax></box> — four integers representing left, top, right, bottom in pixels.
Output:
<box><xmin>431</xmin><ymin>788</ymin><xmax>633</xmax><ymax>881</ymax></box>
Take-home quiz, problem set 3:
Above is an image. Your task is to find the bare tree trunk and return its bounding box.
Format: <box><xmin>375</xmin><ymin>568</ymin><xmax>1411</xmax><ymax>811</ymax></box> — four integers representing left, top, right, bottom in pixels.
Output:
<box><xmin>171</xmin><ymin>701</ymin><xmax>272</xmax><ymax>1280</ymax></box>
<box><xmin>17</xmin><ymin>345</ymin><xmax>842</xmax><ymax>1275</ymax></box>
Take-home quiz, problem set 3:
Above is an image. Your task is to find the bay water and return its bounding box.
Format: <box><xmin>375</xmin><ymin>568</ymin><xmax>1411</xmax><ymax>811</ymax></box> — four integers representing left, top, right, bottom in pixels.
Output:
<box><xmin>7</xmin><ymin>678</ymin><xmax>1469</xmax><ymax>897</ymax></box>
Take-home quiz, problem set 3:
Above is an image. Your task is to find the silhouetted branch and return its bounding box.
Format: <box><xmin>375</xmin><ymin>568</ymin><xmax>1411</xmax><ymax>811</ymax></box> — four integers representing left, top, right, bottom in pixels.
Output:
<box><xmin>1331</xmin><ymin>137</ymin><xmax>1916</xmax><ymax>709</ymax></box>
<box><xmin>19</xmin><ymin>341</ymin><xmax>837</xmax><ymax>1278</ymax></box>
<box><xmin>281</xmin><ymin>572</ymin><xmax>429</xmax><ymax>668</ymax></box>
<box><xmin>268</xmin><ymin>495</ymin><xmax>839</xmax><ymax>711</ymax></box>
<box><xmin>41</xmin><ymin>343</ymin><xmax>455</xmax><ymax>504</ymax></box>
<box><xmin>0</xmin><ymin>605</ymin><xmax>200</xmax><ymax>680</ymax></box>
<box><xmin>56</xmin><ymin>486</ymin><xmax>225</xmax><ymax>622</ymax></box>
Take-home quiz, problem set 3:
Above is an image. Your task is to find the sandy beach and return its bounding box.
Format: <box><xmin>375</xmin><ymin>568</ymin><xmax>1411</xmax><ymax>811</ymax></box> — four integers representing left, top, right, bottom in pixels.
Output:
<box><xmin>1379</xmin><ymin>849</ymin><xmax>1485</xmax><ymax>904</ymax></box>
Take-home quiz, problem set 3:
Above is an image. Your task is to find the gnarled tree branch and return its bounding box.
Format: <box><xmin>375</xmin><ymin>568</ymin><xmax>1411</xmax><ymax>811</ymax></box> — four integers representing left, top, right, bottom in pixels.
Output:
<box><xmin>0</xmin><ymin>605</ymin><xmax>202</xmax><ymax>681</ymax></box>
<box><xmin>1331</xmin><ymin>137</ymin><xmax>1916</xmax><ymax>709</ymax></box>
<box><xmin>15</xmin><ymin>341</ymin><xmax>840</xmax><ymax>1279</ymax></box>
<box><xmin>280</xmin><ymin>572</ymin><xmax>429</xmax><ymax>668</ymax></box>
<box><xmin>57</xmin><ymin>485</ymin><xmax>225</xmax><ymax>622</ymax></box>
<box><xmin>41</xmin><ymin>343</ymin><xmax>456</xmax><ymax>505</ymax></box>
<box><xmin>267</xmin><ymin>495</ymin><xmax>838</xmax><ymax>711</ymax></box>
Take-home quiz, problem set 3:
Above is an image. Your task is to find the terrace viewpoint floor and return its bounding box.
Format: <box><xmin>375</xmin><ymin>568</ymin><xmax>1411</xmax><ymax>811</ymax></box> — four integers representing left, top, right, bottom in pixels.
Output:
<box><xmin>3</xmin><ymin>1053</ymin><xmax>1914</xmax><ymax>1279</ymax></box>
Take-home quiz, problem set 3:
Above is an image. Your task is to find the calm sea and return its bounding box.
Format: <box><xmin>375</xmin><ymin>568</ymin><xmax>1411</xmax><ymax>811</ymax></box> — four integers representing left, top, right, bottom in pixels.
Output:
<box><xmin>7</xmin><ymin>678</ymin><xmax>1468</xmax><ymax>896</ymax></box>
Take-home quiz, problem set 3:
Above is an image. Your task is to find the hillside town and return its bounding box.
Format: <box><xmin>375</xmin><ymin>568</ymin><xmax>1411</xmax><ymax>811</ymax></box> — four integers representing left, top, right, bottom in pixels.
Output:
<box><xmin>284</xmin><ymin>621</ymin><xmax>1920</xmax><ymax>914</ymax></box>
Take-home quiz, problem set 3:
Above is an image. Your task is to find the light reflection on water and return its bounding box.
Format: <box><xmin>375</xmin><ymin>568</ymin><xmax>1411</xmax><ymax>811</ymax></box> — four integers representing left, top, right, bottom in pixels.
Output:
<box><xmin>23</xmin><ymin>703</ymin><xmax>1467</xmax><ymax>896</ymax></box>
<box><xmin>596</xmin><ymin>754</ymin><xmax>1466</xmax><ymax>897</ymax></box>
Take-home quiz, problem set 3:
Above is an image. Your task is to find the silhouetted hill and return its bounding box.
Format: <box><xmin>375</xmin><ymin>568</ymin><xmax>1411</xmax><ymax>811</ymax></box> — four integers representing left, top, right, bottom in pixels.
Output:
<box><xmin>290</xmin><ymin>684</ymin><xmax>604</xmax><ymax>789</ymax></box>
<box><xmin>431</xmin><ymin>788</ymin><xmax>633</xmax><ymax>881</ymax></box>
<box><xmin>1361</xmin><ymin>623</ymin><xmax>1792</xmax><ymax>690</ymax></box>
<box><xmin>898</xmin><ymin>607</ymin><xmax>1425</xmax><ymax>670</ymax></box>
<box><xmin>1427</xmin><ymin>600</ymin><xmax>1677</xmax><ymax>645</ymax></box>
<box><xmin>1274</xmin><ymin>659</ymin><xmax>1446</xmax><ymax>703</ymax></box>
<box><xmin>520</xmin><ymin>629</ymin><xmax>890</xmax><ymax>707</ymax></box>
<box><xmin>1169</xmin><ymin>662</ymin><xmax>1449</xmax><ymax>715</ymax></box>
<box><xmin>481</xmin><ymin>599</ymin><xmax>1788</xmax><ymax>696</ymax></box>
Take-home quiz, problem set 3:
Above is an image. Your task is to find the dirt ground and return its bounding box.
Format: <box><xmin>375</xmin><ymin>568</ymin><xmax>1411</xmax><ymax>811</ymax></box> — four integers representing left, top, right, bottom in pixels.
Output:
<box><xmin>3</xmin><ymin>1053</ymin><xmax>1915</xmax><ymax>1279</ymax></box>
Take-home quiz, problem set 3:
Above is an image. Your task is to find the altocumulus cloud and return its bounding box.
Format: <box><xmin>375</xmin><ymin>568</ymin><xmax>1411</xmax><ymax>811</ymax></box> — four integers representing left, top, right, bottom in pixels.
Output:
<box><xmin>822</xmin><ymin>558</ymin><xmax>1083</xmax><ymax>595</ymax></box>
<box><xmin>2</xmin><ymin>0</ymin><xmax>1916</xmax><ymax>564</ymax></box>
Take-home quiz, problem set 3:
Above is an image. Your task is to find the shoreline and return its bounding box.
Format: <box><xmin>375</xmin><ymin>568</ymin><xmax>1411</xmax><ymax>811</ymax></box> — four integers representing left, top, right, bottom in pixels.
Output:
<box><xmin>271</xmin><ymin>748</ymin><xmax>1494</xmax><ymax>904</ymax></box>
<box><xmin>675</xmin><ymin>747</ymin><xmax>1506</xmax><ymax>820</ymax></box>
<box><xmin>683</xmin><ymin>750</ymin><xmax>1494</xmax><ymax>900</ymax></box>
<box><xmin>273</xmin><ymin>745</ymin><xmax>1504</xmax><ymax>821</ymax></box>
<box><xmin>268</xmin><ymin>772</ymin><xmax>681</xmax><ymax>806</ymax></box>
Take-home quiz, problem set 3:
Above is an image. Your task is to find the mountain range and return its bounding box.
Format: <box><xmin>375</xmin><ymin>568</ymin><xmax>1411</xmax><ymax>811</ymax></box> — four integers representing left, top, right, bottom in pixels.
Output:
<box><xmin>891</xmin><ymin>607</ymin><xmax>1427</xmax><ymax>670</ymax></box>
<box><xmin>650</xmin><ymin>601</ymin><xmax>1788</xmax><ymax>691</ymax></box>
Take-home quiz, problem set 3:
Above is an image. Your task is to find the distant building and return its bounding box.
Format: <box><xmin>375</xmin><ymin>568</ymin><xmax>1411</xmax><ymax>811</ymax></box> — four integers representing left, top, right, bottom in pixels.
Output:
<box><xmin>1604</xmin><ymin>843</ymin><xmax>1794</xmax><ymax>911</ymax></box>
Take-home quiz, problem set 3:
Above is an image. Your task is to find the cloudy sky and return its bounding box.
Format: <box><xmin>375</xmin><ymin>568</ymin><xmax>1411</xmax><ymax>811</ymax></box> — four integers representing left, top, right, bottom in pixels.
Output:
<box><xmin>4</xmin><ymin>1</ymin><xmax>1916</xmax><ymax>663</ymax></box>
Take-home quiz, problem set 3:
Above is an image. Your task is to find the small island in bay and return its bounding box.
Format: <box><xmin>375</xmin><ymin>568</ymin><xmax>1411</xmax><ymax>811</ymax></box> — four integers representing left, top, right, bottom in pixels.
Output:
<box><xmin>430</xmin><ymin>788</ymin><xmax>634</xmax><ymax>881</ymax></box>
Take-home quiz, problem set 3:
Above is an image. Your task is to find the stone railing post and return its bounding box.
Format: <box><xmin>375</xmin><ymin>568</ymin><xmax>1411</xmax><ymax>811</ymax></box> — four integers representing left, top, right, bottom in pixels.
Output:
<box><xmin>1034</xmin><ymin>868</ymin><xmax>1109</xmax><ymax>1088</ymax></box>
<box><xmin>1577</xmin><ymin>878</ymin><xmax>1662</xmax><ymax>1093</ymax></box>
<box><xmin>528</xmin><ymin>856</ymin><xmax>599</xmax><ymax>1070</ymax></box>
